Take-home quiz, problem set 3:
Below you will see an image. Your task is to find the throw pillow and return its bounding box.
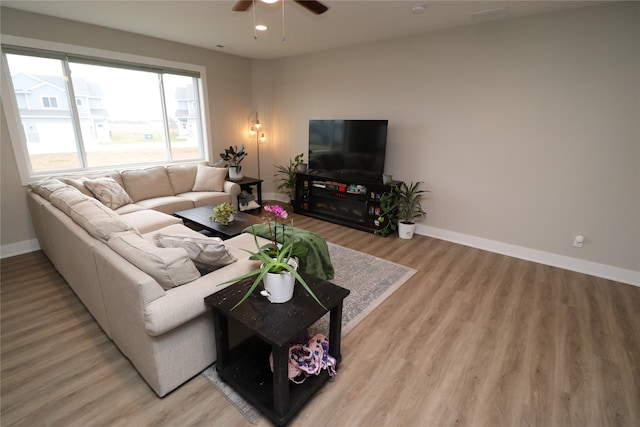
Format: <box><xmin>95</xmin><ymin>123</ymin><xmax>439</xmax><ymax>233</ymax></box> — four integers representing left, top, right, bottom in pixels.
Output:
<box><xmin>60</xmin><ymin>177</ymin><xmax>96</xmax><ymax>198</ymax></box>
<box><xmin>192</xmin><ymin>165</ymin><xmax>227</xmax><ymax>192</ymax></box>
<box><xmin>108</xmin><ymin>230</ymin><xmax>200</xmax><ymax>289</ymax></box>
<box><xmin>153</xmin><ymin>233</ymin><xmax>237</xmax><ymax>273</ymax></box>
<box><xmin>84</xmin><ymin>176</ymin><xmax>132</xmax><ymax>210</ymax></box>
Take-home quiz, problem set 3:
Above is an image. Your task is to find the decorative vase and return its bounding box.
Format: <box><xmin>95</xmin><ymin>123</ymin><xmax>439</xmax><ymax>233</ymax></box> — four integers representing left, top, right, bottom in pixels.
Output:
<box><xmin>260</xmin><ymin>258</ymin><xmax>298</xmax><ymax>303</ymax></box>
<box><xmin>228</xmin><ymin>166</ymin><xmax>243</xmax><ymax>181</ymax></box>
<box><xmin>398</xmin><ymin>221</ymin><xmax>416</xmax><ymax>239</ymax></box>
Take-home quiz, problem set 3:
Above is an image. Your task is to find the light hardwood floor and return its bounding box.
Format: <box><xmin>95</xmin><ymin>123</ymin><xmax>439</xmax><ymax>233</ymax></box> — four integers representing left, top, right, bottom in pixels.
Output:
<box><xmin>2</xmin><ymin>214</ymin><xmax>639</xmax><ymax>426</ymax></box>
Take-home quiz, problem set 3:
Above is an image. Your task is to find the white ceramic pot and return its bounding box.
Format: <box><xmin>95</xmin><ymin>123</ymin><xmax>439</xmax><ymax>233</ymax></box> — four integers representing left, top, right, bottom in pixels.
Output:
<box><xmin>260</xmin><ymin>258</ymin><xmax>298</xmax><ymax>303</ymax></box>
<box><xmin>228</xmin><ymin>166</ymin><xmax>243</xmax><ymax>181</ymax></box>
<box><xmin>214</xmin><ymin>214</ymin><xmax>233</xmax><ymax>224</ymax></box>
<box><xmin>398</xmin><ymin>221</ymin><xmax>416</xmax><ymax>239</ymax></box>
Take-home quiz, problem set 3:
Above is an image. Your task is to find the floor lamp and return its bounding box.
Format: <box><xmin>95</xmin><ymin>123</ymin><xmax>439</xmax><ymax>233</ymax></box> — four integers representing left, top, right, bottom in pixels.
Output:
<box><xmin>249</xmin><ymin>112</ymin><xmax>265</xmax><ymax>178</ymax></box>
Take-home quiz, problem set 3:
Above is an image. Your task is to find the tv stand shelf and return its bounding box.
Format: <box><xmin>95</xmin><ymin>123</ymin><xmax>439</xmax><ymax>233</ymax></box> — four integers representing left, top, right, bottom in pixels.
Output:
<box><xmin>294</xmin><ymin>172</ymin><xmax>401</xmax><ymax>234</ymax></box>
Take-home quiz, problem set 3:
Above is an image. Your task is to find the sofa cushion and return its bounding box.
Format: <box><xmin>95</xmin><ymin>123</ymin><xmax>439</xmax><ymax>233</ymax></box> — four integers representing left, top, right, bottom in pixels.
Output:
<box><xmin>121</xmin><ymin>166</ymin><xmax>175</xmax><ymax>202</ymax></box>
<box><xmin>108</xmin><ymin>230</ymin><xmax>200</xmax><ymax>289</ymax></box>
<box><xmin>69</xmin><ymin>198</ymin><xmax>132</xmax><ymax>242</ymax></box>
<box><xmin>135</xmin><ymin>196</ymin><xmax>194</xmax><ymax>214</ymax></box>
<box><xmin>29</xmin><ymin>178</ymin><xmax>69</xmax><ymax>201</ymax></box>
<box><xmin>166</xmin><ymin>164</ymin><xmax>198</xmax><ymax>195</ymax></box>
<box><xmin>192</xmin><ymin>165</ymin><xmax>227</xmax><ymax>192</ymax></box>
<box><xmin>175</xmin><ymin>191</ymin><xmax>230</xmax><ymax>208</ymax></box>
<box><xmin>118</xmin><ymin>209</ymin><xmax>182</xmax><ymax>234</ymax></box>
<box><xmin>114</xmin><ymin>203</ymin><xmax>146</xmax><ymax>215</ymax></box>
<box><xmin>84</xmin><ymin>176</ymin><xmax>133</xmax><ymax>210</ymax></box>
<box><xmin>153</xmin><ymin>234</ymin><xmax>237</xmax><ymax>273</ymax></box>
<box><xmin>49</xmin><ymin>186</ymin><xmax>89</xmax><ymax>216</ymax></box>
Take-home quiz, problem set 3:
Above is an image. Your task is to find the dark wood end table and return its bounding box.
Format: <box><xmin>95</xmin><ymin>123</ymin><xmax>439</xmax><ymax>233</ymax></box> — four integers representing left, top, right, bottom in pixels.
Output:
<box><xmin>174</xmin><ymin>204</ymin><xmax>261</xmax><ymax>239</ymax></box>
<box><xmin>204</xmin><ymin>273</ymin><xmax>350</xmax><ymax>426</ymax></box>
<box><xmin>233</xmin><ymin>176</ymin><xmax>263</xmax><ymax>212</ymax></box>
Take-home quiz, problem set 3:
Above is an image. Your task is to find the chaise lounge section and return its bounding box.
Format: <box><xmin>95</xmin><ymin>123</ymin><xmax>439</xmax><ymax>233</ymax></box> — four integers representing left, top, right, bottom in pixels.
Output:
<box><xmin>26</xmin><ymin>163</ymin><xmax>269</xmax><ymax>397</ymax></box>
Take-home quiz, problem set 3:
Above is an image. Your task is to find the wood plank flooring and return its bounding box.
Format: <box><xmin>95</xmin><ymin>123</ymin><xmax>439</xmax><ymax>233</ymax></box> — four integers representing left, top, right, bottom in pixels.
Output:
<box><xmin>2</xmin><ymin>214</ymin><xmax>639</xmax><ymax>426</ymax></box>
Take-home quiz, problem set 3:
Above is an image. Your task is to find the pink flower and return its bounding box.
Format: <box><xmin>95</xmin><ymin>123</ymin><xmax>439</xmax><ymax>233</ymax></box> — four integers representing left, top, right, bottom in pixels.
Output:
<box><xmin>264</xmin><ymin>204</ymin><xmax>288</xmax><ymax>220</ymax></box>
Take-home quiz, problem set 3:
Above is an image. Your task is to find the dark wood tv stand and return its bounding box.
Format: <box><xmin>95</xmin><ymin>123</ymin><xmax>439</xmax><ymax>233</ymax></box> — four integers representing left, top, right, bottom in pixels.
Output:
<box><xmin>293</xmin><ymin>172</ymin><xmax>402</xmax><ymax>234</ymax></box>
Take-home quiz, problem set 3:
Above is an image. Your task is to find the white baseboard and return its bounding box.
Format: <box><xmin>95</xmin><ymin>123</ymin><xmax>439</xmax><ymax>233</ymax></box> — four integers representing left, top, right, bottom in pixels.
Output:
<box><xmin>416</xmin><ymin>225</ymin><xmax>639</xmax><ymax>287</ymax></box>
<box><xmin>6</xmin><ymin>216</ymin><xmax>636</xmax><ymax>287</ymax></box>
<box><xmin>1</xmin><ymin>239</ymin><xmax>41</xmax><ymax>259</ymax></box>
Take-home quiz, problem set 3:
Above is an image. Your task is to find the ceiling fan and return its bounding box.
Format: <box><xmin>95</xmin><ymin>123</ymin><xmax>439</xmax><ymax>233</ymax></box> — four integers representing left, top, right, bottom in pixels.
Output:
<box><xmin>232</xmin><ymin>0</ymin><xmax>329</xmax><ymax>15</ymax></box>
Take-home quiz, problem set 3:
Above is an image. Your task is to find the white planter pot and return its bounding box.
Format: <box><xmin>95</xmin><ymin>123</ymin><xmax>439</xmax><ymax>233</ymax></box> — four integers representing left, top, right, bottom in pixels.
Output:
<box><xmin>228</xmin><ymin>166</ymin><xmax>243</xmax><ymax>181</ymax></box>
<box><xmin>213</xmin><ymin>214</ymin><xmax>233</xmax><ymax>224</ymax></box>
<box><xmin>398</xmin><ymin>221</ymin><xmax>416</xmax><ymax>239</ymax></box>
<box><xmin>260</xmin><ymin>259</ymin><xmax>298</xmax><ymax>303</ymax></box>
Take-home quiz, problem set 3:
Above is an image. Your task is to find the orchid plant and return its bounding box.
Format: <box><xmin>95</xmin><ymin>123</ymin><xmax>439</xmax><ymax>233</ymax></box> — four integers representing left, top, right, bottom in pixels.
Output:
<box><xmin>219</xmin><ymin>204</ymin><xmax>325</xmax><ymax>310</ymax></box>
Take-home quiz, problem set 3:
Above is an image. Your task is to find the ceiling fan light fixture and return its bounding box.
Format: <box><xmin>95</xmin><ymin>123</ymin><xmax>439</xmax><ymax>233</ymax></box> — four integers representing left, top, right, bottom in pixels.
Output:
<box><xmin>255</xmin><ymin>24</ymin><xmax>268</xmax><ymax>31</ymax></box>
<box><xmin>261</xmin><ymin>0</ymin><xmax>279</xmax><ymax>3</ymax></box>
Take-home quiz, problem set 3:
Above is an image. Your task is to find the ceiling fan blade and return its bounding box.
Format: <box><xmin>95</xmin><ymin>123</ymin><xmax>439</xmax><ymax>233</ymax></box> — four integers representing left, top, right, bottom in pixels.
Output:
<box><xmin>232</xmin><ymin>0</ymin><xmax>253</xmax><ymax>12</ymax></box>
<box><xmin>293</xmin><ymin>0</ymin><xmax>329</xmax><ymax>15</ymax></box>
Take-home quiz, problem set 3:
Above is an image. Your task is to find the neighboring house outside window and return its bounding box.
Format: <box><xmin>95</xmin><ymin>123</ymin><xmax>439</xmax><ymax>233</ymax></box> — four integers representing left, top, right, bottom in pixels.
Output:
<box><xmin>1</xmin><ymin>43</ymin><xmax>208</xmax><ymax>181</ymax></box>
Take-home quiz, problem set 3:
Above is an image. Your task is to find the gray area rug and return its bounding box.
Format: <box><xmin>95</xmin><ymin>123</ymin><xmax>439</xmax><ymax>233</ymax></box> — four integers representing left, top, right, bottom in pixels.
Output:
<box><xmin>202</xmin><ymin>242</ymin><xmax>417</xmax><ymax>424</ymax></box>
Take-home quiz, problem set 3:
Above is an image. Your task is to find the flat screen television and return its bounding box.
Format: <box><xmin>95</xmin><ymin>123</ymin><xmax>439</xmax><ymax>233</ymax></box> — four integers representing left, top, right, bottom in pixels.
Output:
<box><xmin>308</xmin><ymin>119</ymin><xmax>388</xmax><ymax>181</ymax></box>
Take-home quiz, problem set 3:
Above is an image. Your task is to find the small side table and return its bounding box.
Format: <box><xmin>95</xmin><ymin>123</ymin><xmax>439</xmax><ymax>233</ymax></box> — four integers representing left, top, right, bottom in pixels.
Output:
<box><xmin>233</xmin><ymin>177</ymin><xmax>263</xmax><ymax>212</ymax></box>
<box><xmin>205</xmin><ymin>273</ymin><xmax>349</xmax><ymax>426</ymax></box>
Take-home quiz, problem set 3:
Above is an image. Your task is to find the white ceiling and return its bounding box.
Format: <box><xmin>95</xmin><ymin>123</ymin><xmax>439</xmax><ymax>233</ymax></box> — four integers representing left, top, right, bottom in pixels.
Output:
<box><xmin>2</xmin><ymin>0</ymin><xmax>609</xmax><ymax>59</ymax></box>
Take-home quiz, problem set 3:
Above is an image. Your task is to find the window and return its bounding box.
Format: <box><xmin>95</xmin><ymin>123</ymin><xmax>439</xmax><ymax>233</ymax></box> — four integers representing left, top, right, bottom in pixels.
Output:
<box><xmin>42</xmin><ymin>96</ymin><xmax>58</xmax><ymax>109</ymax></box>
<box><xmin>2</xmin><ymin>44</ymin><xmax>207</xmax><ymax>179</ymax></box>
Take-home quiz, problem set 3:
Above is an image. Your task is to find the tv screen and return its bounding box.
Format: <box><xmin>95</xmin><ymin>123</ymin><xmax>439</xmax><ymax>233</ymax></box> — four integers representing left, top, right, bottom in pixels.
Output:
<box><xmin>308</xmin><ymin>119</ymin><xmax>388</xmax><ymax>181</ymax></box>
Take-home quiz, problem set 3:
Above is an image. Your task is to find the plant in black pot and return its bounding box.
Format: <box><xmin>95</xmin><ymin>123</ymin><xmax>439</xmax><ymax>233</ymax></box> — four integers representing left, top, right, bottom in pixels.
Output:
<box><xmin>374</xmin><ymin>189</ymin><xmax>400</xmax><ymax>237</ymax></box>
<box><xmin>275</xmin><ymin>153</ymin><xmax>304</xmax><ymax>206</ymax></box>
<box><xmin>220</xmin><ymin>145</ymin><xmax>247</xmax><ymax>180</ymax></box>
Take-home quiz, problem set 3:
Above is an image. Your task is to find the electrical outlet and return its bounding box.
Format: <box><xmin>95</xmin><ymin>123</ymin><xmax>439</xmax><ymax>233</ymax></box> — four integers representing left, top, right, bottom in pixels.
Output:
<box><xmin>573</xmin><ymin>235</ymin><xmax>584</xmax><ymax>248</ymax></box>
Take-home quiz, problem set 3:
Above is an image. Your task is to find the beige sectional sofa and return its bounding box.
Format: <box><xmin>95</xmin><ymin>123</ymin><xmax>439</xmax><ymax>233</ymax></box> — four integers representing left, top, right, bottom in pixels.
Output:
<box><xmin>26</xmin><ymin>163</ymin><xmax>269</xmax><ymax>397</ymax></box>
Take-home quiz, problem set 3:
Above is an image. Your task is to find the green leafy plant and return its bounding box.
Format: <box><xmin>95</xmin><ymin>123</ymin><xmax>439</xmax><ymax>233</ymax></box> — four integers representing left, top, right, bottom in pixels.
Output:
<box><xmin>374</xmin><ymin>181</ymin><xmax>429</xmax><ymax>236</ymax></box>
<box><xmin>218</xmin><ymin>204</ymin><xmax>325</xmax><ymax>310</ymax></box>
<box><xmin>275</xmin><ymin>153</ymin><xmax>304</xmax><ymax>204</ymax></box>
<box><xmin>374</xmin><ymin>189</ymin><xmax>400</xmax><ymax>237</ymax></box>
<box><xmin>219</xmin><ymin>145</ymin><xmax>247</xmax><ymax>172</ymax></box>
<box><xmin>396</xmin><ymin>181</ymin><xmax>428</xmax><ymax>223</ymax></box>
<box><xmin>210</xmin><ymin>202</ymin><xmax>235</xmax><ymax>226</ymax></box>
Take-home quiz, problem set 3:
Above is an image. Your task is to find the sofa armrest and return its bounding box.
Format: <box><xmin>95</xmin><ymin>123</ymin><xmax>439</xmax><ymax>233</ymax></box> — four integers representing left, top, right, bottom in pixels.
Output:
<box><xmin>223</xmin><ymin>181</ymin><xmax>241</xmax><ymax>210</ymax></box>
<box><xmin>223</xmin><ymin>180</ymin><xmax>240</xmax><ymax>196</ymax></box>
<box><xmin>143</xmin><ymin>258</ymin><xmax>261</xmax><ymax>336</ymax></box>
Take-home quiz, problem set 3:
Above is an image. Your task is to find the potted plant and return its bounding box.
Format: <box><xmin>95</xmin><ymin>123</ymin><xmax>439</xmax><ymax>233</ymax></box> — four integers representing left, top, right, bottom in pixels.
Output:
<box><xmin>219</xmin><ymin>204</ymin><xmax>326</xmax><ymax>310</ymax></box>
<box><xmin>210</xmin><ymin>202</ymin><xmax>236</xmax><ymax>226</ymax></box>
<box><xmin>396</xmin><ymin>181</ymin><xmax>428</xmax><ymax>239</ymax></box>
<box><xmin>275</xmin><ymin>153</ymin><xmax>304</xmax><ymax>206</ymax></box>
<box><xmin>220</xmin><ymin>145</ymin><xmax>248</xmax><ymax>180</ymax></box>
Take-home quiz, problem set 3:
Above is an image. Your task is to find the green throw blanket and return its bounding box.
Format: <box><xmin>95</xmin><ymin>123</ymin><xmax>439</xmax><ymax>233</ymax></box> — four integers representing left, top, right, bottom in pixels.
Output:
<box><xmin>242</xmin><ymin>222</ymin><xmax>334</xmax><ymax>280</ymax></box>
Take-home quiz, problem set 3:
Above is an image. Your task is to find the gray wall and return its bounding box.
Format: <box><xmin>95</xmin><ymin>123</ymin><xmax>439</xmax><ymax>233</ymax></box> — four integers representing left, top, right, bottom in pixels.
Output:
<box><xmin>258</xmin><ymin>2</ymin><xmax>639</xmax><ymax>277</ymax></box>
